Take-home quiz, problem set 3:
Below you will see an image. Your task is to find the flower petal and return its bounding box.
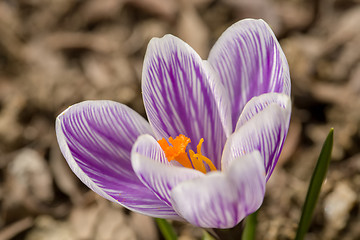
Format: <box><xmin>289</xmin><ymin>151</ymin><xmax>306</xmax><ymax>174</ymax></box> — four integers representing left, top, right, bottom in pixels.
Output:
<box><xmin>208</xmin><ymin>18</ymin><xmax>291</xmax><ymax>129</ymax></box>
<box><xmin>131</xmin><ymin>134</ymin><xmax>204</xmax><ymax>208</ymax></box>
<box><xmin>221</xmin><ymin>100</ymin><xmax>291</xmax><ymax>180</ymax></box>
<box><xmin>56</xmin><ymin>100</ymin><xmax>178</xmax><ymax>218</ymax></box>
<box><xmin>235</xmin><ymin>92</ymin><xmax>290</xmax><ymax>130</ymax></box>
<box><xmin>170</xmin><ymin>151</ymin><xmax>265</xmax><ymax>228</ymax></box>
<box><xmin>142</xmin><ymin>35</ymin><xmax>232</xmax><ymax>169</ymax></box>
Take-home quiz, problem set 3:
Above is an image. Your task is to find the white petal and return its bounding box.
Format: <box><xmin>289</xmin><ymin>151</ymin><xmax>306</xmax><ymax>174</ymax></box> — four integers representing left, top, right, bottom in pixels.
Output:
<box><xmin>142</xmin><ymin>34</ymin><xmax>232</xmax><ymax>169</ymax></box>
<box><xmin>208</xmin><ymin>18</ymin><xmax>291</xmax><ymax>129</ymax></box>
<box><xmin>131</xmin><ymin>134</ymin><xmax>204</xmax><ymax>207</ymax></box>
<box><xmin>235</xmin><ymin>93</ymin><xmax>290</xmax><ymax>130</ymax></box>
<box><xmin>56</xmin><ymin>100</ymin><xmax>179</xmax><ymax>218</ymax></box>
<box><xmin>221</xmin><ymin>101</ymin><xmax>291</xmax><ymax>179</ymax></box>
<box><xmin>171</xmin><ymin>151</ymin><xmax>265</xmax><ymax>228</ymax></box>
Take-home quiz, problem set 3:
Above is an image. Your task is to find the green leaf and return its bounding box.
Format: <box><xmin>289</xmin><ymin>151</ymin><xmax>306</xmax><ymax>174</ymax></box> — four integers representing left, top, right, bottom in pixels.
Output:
<box><xmin>155</xmin><ymin>218</ymin><xmax>177</xmax><ymax>240</ymax></box>
<box><xmin>295</xmin><ymin>128</ymin><xmax>334</xmax><ymax>240</ymax></box>
<box><xmin>241</xmin><ymin>210</ymin><xmax>258</xmax><ymax>240</ymax></box>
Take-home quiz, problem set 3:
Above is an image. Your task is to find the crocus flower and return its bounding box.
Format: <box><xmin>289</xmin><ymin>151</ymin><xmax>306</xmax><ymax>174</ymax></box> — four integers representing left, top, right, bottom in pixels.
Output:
<box><xmin>56</xmin><ymin>18</ymin><xmax>291</xmax><ymax>229</ymax></box>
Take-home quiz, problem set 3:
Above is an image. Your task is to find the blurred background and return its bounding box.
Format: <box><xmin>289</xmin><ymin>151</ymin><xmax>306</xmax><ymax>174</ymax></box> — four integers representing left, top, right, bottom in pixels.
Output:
<box><xmin>0</xmin><ymin>0</ymin><xmax>359</xmax><ymax>239</ymax></box>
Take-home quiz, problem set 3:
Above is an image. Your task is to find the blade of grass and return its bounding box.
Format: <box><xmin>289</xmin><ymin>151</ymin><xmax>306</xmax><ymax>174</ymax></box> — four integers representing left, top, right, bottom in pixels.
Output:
<box><xmin>241</xmin><ymin>210</ymin><xmax>258</xmax><ymax>240</ymax></box>
<box><xmin>295</xmin><ymin>128</ymin><xmax>334</xmax><ymax>240</ymax></box>
<box><xmin>155</xmin><ymin>218</ymin><xmax>177</xmax><ymax>240</ymax></box>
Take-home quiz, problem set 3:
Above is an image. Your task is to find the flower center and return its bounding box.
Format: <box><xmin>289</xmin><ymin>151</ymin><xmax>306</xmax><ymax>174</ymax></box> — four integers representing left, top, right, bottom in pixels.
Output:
<box><xmin>157</xmin><ymin>134</ymin><xmax>217</xmax><ymax>173</ymax></box>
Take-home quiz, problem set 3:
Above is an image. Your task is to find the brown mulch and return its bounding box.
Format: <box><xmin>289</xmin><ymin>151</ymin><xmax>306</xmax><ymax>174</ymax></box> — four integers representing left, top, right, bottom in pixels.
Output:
<box><xmin>0</xmin><ymin>0</ymin><xmax>359</xmax><ymax>239</ymax></box>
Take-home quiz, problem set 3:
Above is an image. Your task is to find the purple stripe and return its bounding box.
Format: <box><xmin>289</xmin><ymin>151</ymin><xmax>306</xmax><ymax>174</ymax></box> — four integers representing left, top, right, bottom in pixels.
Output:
<box><xmin>171</xmin><ymin>152</ymin><xmax>265</xmax><ymax>228</ymax></box>
<box><xmin>142</xmin><ymin>36</ymin><xmax>228</xmax><ymax>169</ymax></box>
<box><xmin>208</xmin><ymin>19</ymin><xmax>290</xmax><ymax>130</ymax></box>
<box><xmin>222</xmin><ymin>102</ymin><xmax>290</xmax><ymax>181</ymax></box>
<box><xmin>57</xmin><ymin>101</ymin><xmax>177</xmax><ymax>216</ymax></box>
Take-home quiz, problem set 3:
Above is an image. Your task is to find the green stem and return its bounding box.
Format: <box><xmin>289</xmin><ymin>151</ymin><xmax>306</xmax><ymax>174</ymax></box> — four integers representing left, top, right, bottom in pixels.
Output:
<box><xmin>155</xmin><ymin>218</ymin><xmax>177</xmax><ymax>240</ymax></box>
<box><xmin>242</xmin><ymin>210</ymin><xmax>258</xmax><ymax>240</ymax></box>
<box><xmin>209</xmin><ymin>221</ymin><xmax>244</xmax><ymax>240</ymax></box>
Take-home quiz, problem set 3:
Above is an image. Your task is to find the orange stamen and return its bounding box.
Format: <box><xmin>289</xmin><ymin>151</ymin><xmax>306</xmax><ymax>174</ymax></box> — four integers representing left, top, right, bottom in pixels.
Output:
<box><xmin>189</xmin><ymin>150</ymin><xmax>206</xmax><ymax>173</ymax></box>
<box><xmin>191</xmin><ymin>138</ymin><xmax>217</xmax><ymax>172</ymax></box>
<box><xmin>157</xmin><ymin>134</ymin><xmax>217</xmax><ymax>173</ymax></box>
<box><xmin>157</xmin><ymin>135</ymin><xmax>192</xmax><ymax>168</ymax></box>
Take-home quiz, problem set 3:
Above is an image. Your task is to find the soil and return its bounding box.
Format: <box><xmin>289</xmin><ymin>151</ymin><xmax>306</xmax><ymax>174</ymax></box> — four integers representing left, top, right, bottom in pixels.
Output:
<box><xmin>0</xmin><ymin>0</ymin><xmax>359</xmax><ymax>239</ymax></box>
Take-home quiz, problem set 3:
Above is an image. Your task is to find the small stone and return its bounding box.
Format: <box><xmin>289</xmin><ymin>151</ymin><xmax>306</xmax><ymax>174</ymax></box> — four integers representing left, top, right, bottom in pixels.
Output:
<box><xmin>8</xmin><ymin>148</ymin><xmax>53</xmax><ymax>202</ymax></box>
<box><xmin>25</xmin><ymin>216</ymin><xmax>74</xmax><ymax>240</ymax></box>
<box><xmin>324</xmin><ymin>182</ymin><xmax>357</xmax><ymax>231</ymax></box>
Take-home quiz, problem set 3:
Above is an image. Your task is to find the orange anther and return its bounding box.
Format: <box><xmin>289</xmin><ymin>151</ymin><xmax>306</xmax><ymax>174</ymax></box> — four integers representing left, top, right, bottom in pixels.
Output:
<box><xmin>157</xmin><ymin>135</ymin><xmax>217</xmax><ymax>173</ymax></box>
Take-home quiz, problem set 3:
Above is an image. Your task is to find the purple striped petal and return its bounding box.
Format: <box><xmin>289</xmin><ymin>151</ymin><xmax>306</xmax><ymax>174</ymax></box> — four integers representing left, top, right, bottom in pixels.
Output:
<box><xmin>208</xmin><ymin>19</ymin><xmax>291</xmax><ymax>130</ymax></box>
<box><xmin>142</xmin><ymin>35</ymin><xmax>232</xmax><ymax>170</ymax></box>
<box><xmin>170</xmin><ymin>151</ymin><xmax>265</xmax><ymax>228</ymax></box>
<box><xmin>131</xmin><ymin>134</ymin><xmax>204</xmax><ymax>209</ymax></box>
<box><xmin>221</xmin><ymin>99</ymin><xmax>291</xmax><ymax>180</ymax></box>
<box><xmin>235</xmin><ymin>93</ymin><xmax>290</xmax><ymax>129</ymax></box>
<box><xmin>56</xmin><ymin>100</ymin><xmax>178</xmax><ymax>218</ymax></box>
